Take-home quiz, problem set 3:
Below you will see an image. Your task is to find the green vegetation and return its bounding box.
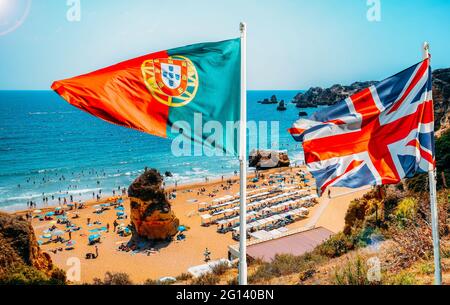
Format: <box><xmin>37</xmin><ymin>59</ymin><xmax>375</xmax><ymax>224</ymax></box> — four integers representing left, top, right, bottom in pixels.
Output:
<box><xmin>384</xmin><ymin>270</ymin><xmax>418</xmax><ymax>285</ymax></box>
<box><xmin>406</xmin><ymin>129</ymin><xmax>450</xmax><ymax>192</ymax></box>
<box><xmin>332</xmin><ymin>256</ymin><xmax>370</xmax><ymax>285</ymax></box>
<box><xmin>0</xmin><ymin>265</ymin><xmax>66</xmax><ymax>285</ymax></box>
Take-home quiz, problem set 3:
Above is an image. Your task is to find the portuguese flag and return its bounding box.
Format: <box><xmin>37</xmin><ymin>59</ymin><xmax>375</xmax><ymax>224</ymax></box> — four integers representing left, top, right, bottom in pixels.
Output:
<box><xmin>51</xmin><ymin>38</ymin><xmax>241</xmax><ymax>154</ymax></box>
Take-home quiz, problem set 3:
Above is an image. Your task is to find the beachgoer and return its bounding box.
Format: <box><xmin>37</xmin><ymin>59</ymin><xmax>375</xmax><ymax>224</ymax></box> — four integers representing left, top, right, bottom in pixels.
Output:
<box><xmin>328</xmin><ymin>189</ymin><xmax>331</xmax><ymax>199</ymax></box>
<box><xmin>113</xmin><ymin>220</ymin><xmax>118</xmax><ymax>232</ymax></box>
<box><xmin>106</xmin><ymin>223</ymin><xmax>110</xmax><ymax>233</ymax></box>
<box><xmin>87</xmin><ymin>217</ymin><xmax>91</xmax><ymax>225</ymax></box>
<box><xmin>203</xmin><ymin>248</ymin><xmax>211</xmax><ymax>262</ymax></box>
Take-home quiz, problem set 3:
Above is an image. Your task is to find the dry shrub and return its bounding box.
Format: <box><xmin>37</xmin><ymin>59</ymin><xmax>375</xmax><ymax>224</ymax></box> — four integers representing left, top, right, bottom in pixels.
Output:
<box><xmin>387</xmin><ymin>192</ymin><xmax>448</xmax><ymax>272</ymax></box>
<box><xmin>211</xmin><ymin>262</ymin><xmax>230</xmax><ymax>276</ymax></box>
<box><xmin>92</xmin><ymin>272</ymin><xmax>133</xmax><ymax>285</ymax></box>
<box><xmin>191</xmin><ymin>272</ymin><xmax>220</xmax><ymax>285</ymax></box>
<box><xmin>175</xmin><ymin>272</ymin><xmax>193</xmax><ymax>281</ymax></box>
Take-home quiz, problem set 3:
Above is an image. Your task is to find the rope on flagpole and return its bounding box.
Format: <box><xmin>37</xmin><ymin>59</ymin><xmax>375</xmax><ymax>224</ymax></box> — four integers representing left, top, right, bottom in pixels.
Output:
<box><xmin>238</xmin><ymin>22</ymin><xmax>248</xmax><ymax>285</ymax></box>
<box><xmin>424</xmin><ymin>41</ymin><xmax>442</xmax><ymax>285</ymax></box>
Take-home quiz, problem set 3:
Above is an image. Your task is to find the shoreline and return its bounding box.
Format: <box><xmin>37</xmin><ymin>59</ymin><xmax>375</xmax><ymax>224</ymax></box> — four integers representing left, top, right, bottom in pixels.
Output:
<box><xmin>10</xmin><ymin>167</ymin><xmax>290</xmax><ymax>216</ymax></box>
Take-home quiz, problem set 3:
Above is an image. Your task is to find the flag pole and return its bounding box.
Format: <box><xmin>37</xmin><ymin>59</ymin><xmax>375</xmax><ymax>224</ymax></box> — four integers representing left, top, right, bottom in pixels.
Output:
<box><xmin>238</xmin><ymin>21</ymin><xmax>248</xmax><ymax>285</ymax></box>
<box><xmin>423</xmin><ymin>41</ymin><xmax>442</xmax><ymax>285</ymax></box>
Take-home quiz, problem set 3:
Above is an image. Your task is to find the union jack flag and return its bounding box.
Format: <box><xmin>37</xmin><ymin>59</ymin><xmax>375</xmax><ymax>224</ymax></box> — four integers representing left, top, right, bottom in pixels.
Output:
<box><xmin>289</xmin><ymin>59</ymin><xmax>435</xmax><ymax>195</ymax></box>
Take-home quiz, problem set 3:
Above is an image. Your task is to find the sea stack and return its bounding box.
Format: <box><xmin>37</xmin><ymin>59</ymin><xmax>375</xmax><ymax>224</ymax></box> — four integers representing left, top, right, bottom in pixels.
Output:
<box><xmin>249</xmin><ymin>149</ymin><xmax>290</xmax><ymax>169</ymax></box>
<box><xmin>128</xmin><ymin>169</ymin><xmax>179</xmax><ymax>241</ymax></box>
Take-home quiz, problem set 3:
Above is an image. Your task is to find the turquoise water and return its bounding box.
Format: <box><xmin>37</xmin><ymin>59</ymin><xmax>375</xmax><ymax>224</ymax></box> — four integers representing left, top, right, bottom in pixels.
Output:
<box><xmin>0</xmin><ymin>90</ymin><xmax>317</xmax><ymax>211</ymax></box>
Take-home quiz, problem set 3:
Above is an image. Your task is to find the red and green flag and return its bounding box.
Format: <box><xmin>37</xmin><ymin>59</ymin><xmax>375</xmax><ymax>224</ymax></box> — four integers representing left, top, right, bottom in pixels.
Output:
<box><xmin>51</xmin><ymin>38</ymin><xmax>241</xmax><ymax>154</ymax></box>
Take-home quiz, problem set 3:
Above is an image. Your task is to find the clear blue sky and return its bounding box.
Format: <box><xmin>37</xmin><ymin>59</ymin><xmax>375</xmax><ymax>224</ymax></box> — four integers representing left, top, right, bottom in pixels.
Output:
<box><xmin>1</xmin><ymin>0</ymin><xmax>450</xmax><ymax>90</ymax></box>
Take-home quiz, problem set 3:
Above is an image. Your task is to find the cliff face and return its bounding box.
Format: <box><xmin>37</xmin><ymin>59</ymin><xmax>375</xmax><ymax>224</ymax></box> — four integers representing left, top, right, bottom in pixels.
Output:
<box><xmin>0</xmin><ymin>212</ymin><xmax>53</xmax><ymax>275</ymax></box>
<box><xmin>433</xmin><ymin>68</ymin><xmax>450</xmax><ymax>135</ymax></box>
<box><xmin>128</xmin><ymin>169</ymin><xmax>179</xmax><ymax>241</ymax></box>
<box><xmin>293</xmin><ymin>68</ymin><xmax>450</xmax><ymax>133</ymax></box>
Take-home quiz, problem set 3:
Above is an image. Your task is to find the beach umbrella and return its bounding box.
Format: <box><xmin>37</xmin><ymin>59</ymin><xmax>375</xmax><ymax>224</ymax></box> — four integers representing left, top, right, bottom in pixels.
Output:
<box><xmin>66</xmin><ymin>240</ymin><xmax>75</xmax><ymax>247</ymax></box>
<box><xmin>178</xmin><ymin>225</ymin><xmax>186</xmax><ymax>232</ymax></box>
<box><xmin>33</xmin><ymin>209</ymin><xmax>42</xmax><ymax>214</ymax></box>
<box><xmin>42</xmin><ymin>233</ymin><xmax>52</xmax><ymax>239</ymax></box>
<box><xmin>116</xmin><ymin>211</ymin><xmax>124</xmax><ymax>216</ymax></box>
<box><xmin>115</xmin><ymin>206</ymin><xmax>124</xmax><ymax>211</ymax></box>
<box><xmin>101</xmin><ymin>203</ymin><xmax>109</xmax><ymax>207</ymax></box>
<box><xmin>93</xmin><ymin>204</ymin><xmax>101</xmax><ymax>209</ymax></box>
<box><xmin>55</xmin><ymin>207</ymin><xmax>62</xmax><ymax>211</ymax></box>
<box><xmin>88</xmin><ymin>234</ymin><xmax>101</xmax><ymax>242</ymax></box>
<box><xmin>52</xmin><ymin>229</ymin><xmax>65</xmax><ymax>236</ymax></box>
<box><xmin>45</xmin><ymin>211</ymin><xmax>55</xmax><ymax>217</ymax></box>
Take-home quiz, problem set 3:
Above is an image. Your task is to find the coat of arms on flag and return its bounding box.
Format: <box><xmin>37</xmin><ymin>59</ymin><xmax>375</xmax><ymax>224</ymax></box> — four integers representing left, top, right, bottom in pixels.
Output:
<box><xmin>289</xmin><ymin>58</ymin><xmax>434</xmax><ymax>195</ymax></box>
<box><xmin>141</xmin><ymin>56</ymin><xmax>199</xmax><ymax>107</ymax></box>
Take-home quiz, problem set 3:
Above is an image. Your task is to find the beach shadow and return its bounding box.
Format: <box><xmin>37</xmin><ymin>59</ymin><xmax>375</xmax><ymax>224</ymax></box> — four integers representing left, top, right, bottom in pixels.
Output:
<box><xmin>117</xmin><ymin>235</ymin><xmax>173</xmax><ymax>255</ymax></box>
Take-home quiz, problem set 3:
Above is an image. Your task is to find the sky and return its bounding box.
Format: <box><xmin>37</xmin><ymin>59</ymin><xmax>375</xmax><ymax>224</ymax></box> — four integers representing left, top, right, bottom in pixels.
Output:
<box><xmin>0</xmin><ymin>0</ymin><xmax>450</xmax><ymax>90</ymax></box>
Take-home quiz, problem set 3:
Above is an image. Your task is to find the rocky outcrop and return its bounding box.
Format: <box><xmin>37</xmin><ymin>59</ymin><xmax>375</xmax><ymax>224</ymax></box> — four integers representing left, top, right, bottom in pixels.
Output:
<box><xmin>291</xmin><ymin>68</ymin><xmax>450</xmax><ymax>134</ymax></box>
<box><xmin>293</xmin><ymin>81</ymin><xmax>377</xmax><ymax>108</ymax></box>
<box><xmin>249</xmin><ymin>149</ymin><xmax>290</xmax><ymax>169</ymax></box>
<box><xmin>0</xmin><ymin>212</ymin><xmax>53</xmax><ymax>276</ymax></box>
<box><xmin>277</xmin><ymin>100</ymin><xmax>287</xmax><ymax>111</ymax></box>
<box><xmin>128</xmin><ymin>169</ymin><xmax>179</xmax><ymax>241</ymax></box>
<box><xmin>258</xmin><ymin>95</ymin><xmax>278</xmax><ymax>104</ymax></box>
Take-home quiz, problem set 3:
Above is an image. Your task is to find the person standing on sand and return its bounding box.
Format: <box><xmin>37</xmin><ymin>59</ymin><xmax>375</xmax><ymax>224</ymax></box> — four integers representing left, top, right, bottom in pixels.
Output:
<box><xmin>328</xmin><ymin>189</ymin><xmax>331</xmax><ymax>199</ymax></box>
<box><xmin>106</xmin><ymin>223</ymin><xmax>110</xmax><ymax>233</ymax></box>
<box><xmin>95</xmin><ymin>245</ymin><xmax>99</xmax><ymax>258</ymax></box>
<box><xmin>113</xmin><ymin>220</ymin><xmax>118</xmax><ymax>232</ymax></box>
<box><xmin>69</xmin><ymin>231</ymin><xmax>72</xmax><ymax>240</ymax></box>
<box><xmin>87</xmin><ymin>217</ymin><xmax>91</xmax><ymax>226</ymax></box>
<box><xmin>204</xmin><ymin>248</ymin><xmax>211</xmax><ymax>262</ymax></box>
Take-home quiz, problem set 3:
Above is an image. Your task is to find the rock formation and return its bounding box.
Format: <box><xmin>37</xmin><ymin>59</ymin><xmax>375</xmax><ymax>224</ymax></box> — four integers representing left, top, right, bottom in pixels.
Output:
<box><xmin>0</xmin><ymin>212</ymin><xmax>53</xmax><ymax>276</ymax></box>
<box><xmin>249</xmin><ymin>149</ymin><xmax>290</xmax><ymax>169</ymax></box>
<box><xmin>290</xmin><ymin>68</ymin><xmax>450</xmax><ymax>135</ymax></box>
<box><xmin>258</xmin><ymin>94</ymin><xmax>278</xmax><ymax>104</ymax></box>
<box><xmin>293</xmin><ymin>81</ymin><xmax>377</xmax><ymax>108</ymax></box>
<box><xmin>128</xmin><ymin>169</ymin><xmax>179</xmax><ymax>241</ymax></box>
<box><xmin>276</xmin><ymin>100</ymin><xmax>287</xmax><ymax>111</ymax></box>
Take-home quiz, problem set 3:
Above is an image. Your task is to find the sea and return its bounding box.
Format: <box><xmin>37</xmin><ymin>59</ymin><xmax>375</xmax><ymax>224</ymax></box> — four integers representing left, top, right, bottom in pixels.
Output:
<box><xmin>0</xmin><ymin>90</ymin><xmax>320</xmax><ymax>211</ymax></box>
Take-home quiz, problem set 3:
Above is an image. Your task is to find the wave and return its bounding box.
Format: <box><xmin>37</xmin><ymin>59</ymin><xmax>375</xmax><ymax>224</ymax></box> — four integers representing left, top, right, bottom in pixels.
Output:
<box><xmin>28</xmin><ymin>111</ymin><xmax>75</xmax><ymax>115</ymax></box>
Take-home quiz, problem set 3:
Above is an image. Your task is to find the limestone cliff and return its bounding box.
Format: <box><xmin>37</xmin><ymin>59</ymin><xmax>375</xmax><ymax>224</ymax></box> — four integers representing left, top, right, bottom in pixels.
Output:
<box><xmin>0</xmin><ymin>212</ymin><xmax>53</xmax><ymax>276</ymax></box>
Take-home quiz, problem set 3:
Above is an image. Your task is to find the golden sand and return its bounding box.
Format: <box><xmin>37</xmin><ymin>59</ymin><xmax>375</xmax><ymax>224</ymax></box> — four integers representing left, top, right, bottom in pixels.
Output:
<box><xmin>18</xmin><ymin>167</ymin><xmax>368</xmax><ymax>284</ymax></box>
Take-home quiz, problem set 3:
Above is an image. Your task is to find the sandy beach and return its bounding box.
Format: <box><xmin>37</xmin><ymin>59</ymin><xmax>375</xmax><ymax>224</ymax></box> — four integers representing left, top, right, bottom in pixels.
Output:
<box><xmin>14</xmin><ymin>167</ymin><xmax>369</xmax><ymax>284</ymax></box>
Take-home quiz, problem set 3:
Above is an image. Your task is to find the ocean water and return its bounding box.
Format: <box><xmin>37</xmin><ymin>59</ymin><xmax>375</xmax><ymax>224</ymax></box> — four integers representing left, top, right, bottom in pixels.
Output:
<box><xmin>0</xmin><ymin>90</ymin><xmax>319</xmax><ymax>211</ymax></box>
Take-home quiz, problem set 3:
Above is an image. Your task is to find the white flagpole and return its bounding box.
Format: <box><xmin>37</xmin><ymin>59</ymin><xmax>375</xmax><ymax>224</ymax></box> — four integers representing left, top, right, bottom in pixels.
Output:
<box><xmin>423</xmin><ymin>41</ymin><xmax>442</xmax><ymax>285</ymax></box>
<box><xmin>238</xmin><ymin>22</ymin><xmax>248</xmax><ymax>285</ymax></box>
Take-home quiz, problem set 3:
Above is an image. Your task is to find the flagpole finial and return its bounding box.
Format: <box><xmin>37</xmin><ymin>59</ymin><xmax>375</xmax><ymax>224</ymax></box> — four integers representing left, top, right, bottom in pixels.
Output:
<box><xmin>423</xmin><ymin>42</ymin><xmax>430</xmax><ymax>59</ymax></box>
<box><xmin>240</xmin><ymin>22</ymin><xmax>247</xmax><ymax>33</ymax></box>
